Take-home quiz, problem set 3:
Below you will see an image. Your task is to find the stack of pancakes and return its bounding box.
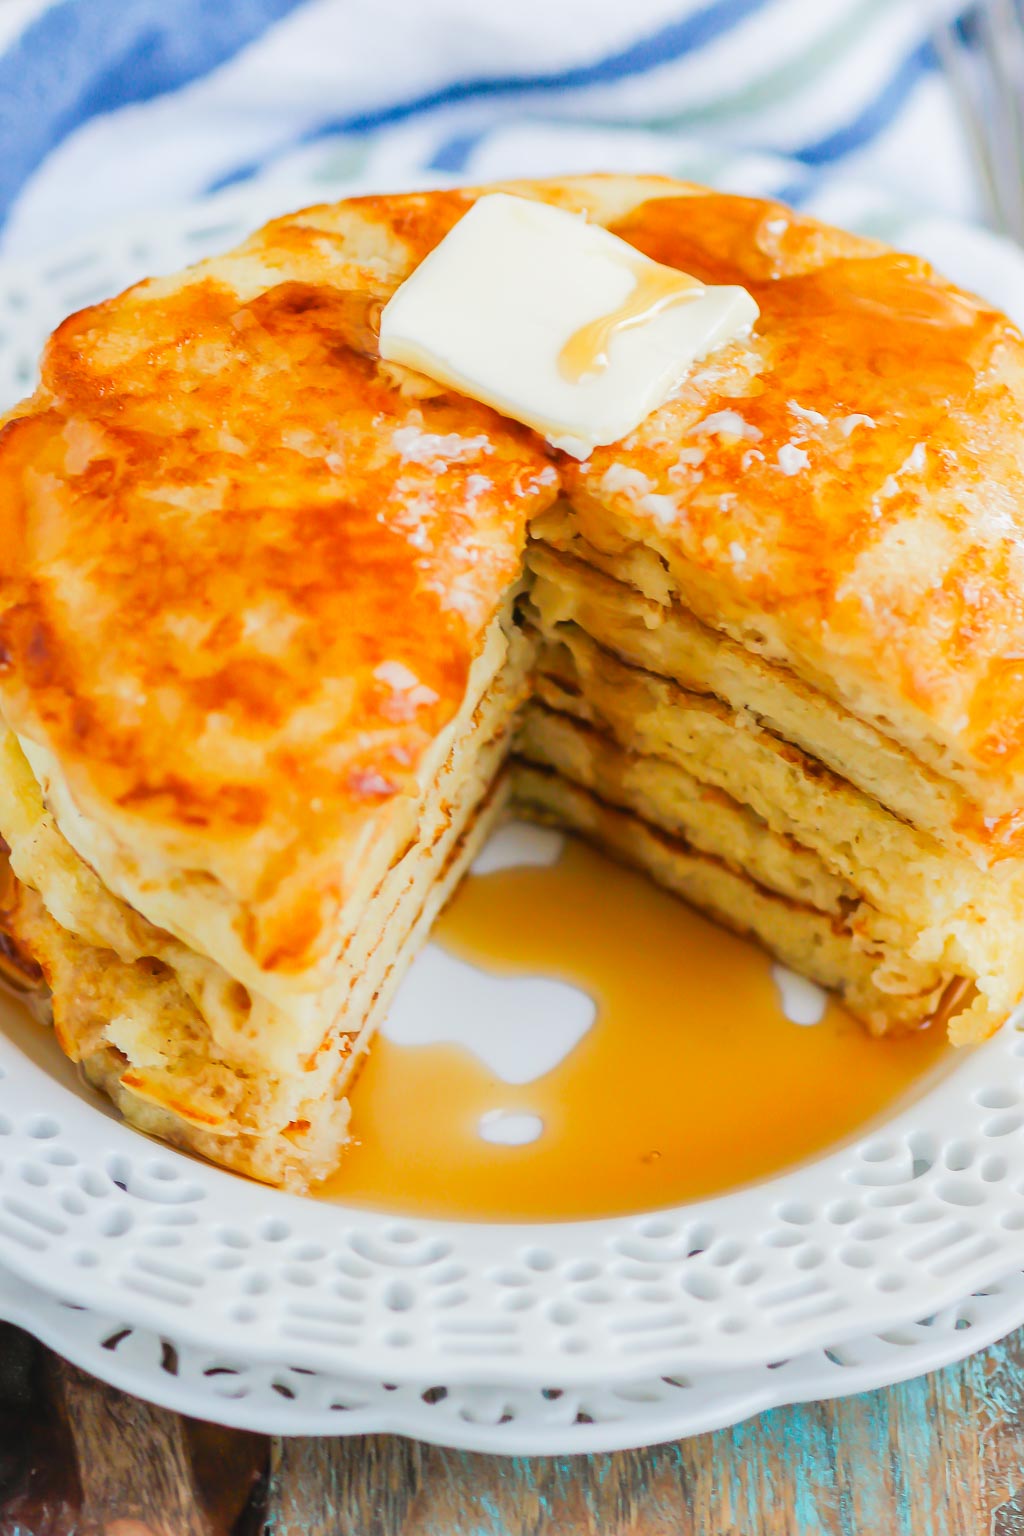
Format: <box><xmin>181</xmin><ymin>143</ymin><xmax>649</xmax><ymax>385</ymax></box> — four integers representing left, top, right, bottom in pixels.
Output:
<box><xmin>2</xmin><ymin>176</ymin><xmax>1023</xmax><ymax>1188</ymax></box>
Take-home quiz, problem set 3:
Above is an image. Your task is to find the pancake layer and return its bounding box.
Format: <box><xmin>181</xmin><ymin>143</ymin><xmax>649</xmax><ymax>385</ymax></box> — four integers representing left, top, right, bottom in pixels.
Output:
<box><xmin>0</xmin><ymin>621</ymin><xmax>525</xmax><ymax>1185</ymax></box>
<box><xmin>518</xmin><ymin>537</ymin><xmax>1011</xmax><ymax>1037</ymax></box>
<box><xmin>4</xmin><ymin>175</ymin><xmax>1024</xmax><ymax>1186</ymax></box>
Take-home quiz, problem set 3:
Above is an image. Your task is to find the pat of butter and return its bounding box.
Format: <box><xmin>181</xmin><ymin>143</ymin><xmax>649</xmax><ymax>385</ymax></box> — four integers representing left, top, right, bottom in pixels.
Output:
<box><xmin>378</xmin><ymin>193</ymin><xmax>758</xmax><ymax>458</ymax></box>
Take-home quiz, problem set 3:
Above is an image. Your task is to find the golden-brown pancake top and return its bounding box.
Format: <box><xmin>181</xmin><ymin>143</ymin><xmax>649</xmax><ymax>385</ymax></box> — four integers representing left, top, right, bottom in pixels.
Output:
<box><xmin>0</xmin><ymin>186</ymin><xmax>564</xmax><ymax>969</ymax></box>
<box><xmin>567</xmin><ymin>190</ymin><xmax>1024</xmax><ymax>841</ymax></box>
<box><xmin>2</xmin><ymin>174</ymin><xmax>1024</xmax><ymax>979</ymax></box>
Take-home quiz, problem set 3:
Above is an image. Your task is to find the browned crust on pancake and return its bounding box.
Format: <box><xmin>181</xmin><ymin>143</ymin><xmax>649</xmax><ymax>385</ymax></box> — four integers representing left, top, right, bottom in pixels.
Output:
<box><xmin>2</xmin><ymin>174</ymin><xmax>1024</xmax><ymax>992</ymax></box>
<box><xmin>0</xmin><ymin>215</ymin><xmax>558</xmax><ymax>973</ymax></box>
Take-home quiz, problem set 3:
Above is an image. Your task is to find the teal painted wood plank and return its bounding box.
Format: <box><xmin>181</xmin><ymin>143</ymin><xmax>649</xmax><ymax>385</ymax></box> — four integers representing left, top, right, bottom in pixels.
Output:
<box><xmin>264</xmin><ymin>1329</ymin><xmax>1024</xmax><ymax>1534</ymax></box>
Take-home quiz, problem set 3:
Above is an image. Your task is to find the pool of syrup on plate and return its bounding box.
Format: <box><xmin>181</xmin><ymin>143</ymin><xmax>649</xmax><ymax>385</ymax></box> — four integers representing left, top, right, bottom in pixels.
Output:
<box><xmin>321</xmin><ymin>837</ymin><xmax>953</xmax><ymax>1220</ymax></box>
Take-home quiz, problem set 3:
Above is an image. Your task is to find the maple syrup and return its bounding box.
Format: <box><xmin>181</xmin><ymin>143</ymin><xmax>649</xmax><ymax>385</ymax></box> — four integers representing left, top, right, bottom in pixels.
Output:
<box><xmin>323</xmin><ymin>838</ymin><xmax>952</xmax><ymax>1220</ymax></box>
<box><xmin>559</xmin><ymin>255</ymin><xmax>703</xmax><ymax>382</ymax></box>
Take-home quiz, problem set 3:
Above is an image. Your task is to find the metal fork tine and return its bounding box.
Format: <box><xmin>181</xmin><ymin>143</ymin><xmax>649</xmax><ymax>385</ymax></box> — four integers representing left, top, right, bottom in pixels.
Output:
<box><xmin>931</xmin><ymin>10</ymin><xmax>1007</xmax><ymax>234</ymax></box>
<box><xmin>976</xmin><ymin>0</ymin><xmax>1024</xmax><ymax>242</ymax></box>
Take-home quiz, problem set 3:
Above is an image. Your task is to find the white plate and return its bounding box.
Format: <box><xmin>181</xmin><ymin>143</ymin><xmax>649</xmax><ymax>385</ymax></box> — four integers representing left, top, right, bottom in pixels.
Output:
<box><xmin>0</xmin><ymin>1257</ymin><xmax>1020</xmax><ymax>1453</ymax></box>
<box><xmin>3</xmin><ymin>177</ymin><xmax>1024</xmax><ymax>1397</ymax></box>
<box><xmin>3</xmin><ymin>973</ymin><xmax>1024</xmax><ymax>1388</ymax></box>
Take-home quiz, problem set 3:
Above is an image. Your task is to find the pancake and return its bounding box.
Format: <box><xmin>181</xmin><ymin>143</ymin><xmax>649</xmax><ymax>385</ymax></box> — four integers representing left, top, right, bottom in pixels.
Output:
<box><xmin>1</xmin><ymin>174</ymin><xmax>1023</xmax><ymax>1186</ymax></box>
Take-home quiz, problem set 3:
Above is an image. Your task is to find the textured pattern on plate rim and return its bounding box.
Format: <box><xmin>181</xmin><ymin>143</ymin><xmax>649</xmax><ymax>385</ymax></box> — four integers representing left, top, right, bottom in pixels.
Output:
<box><xmin>0</xmin><ymin>1259</ymin><xmax>1021</xmax><ymax>1453</ymax></box>
<box><xmin>2</xmin><ymin>182</ymin><xmax>1024</xmax><ymax>1387</ymax></box>
<box><xmin>3</xmin><ymin>993</ymin><xmax>1024</xmax><ymax>1385</ymax></box>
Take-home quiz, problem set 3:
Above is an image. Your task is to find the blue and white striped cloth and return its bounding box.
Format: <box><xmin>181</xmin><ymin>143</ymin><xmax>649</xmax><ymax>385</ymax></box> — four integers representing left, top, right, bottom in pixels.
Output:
<box><xmin>0</xmin><ymin>0</ymin><xmax>982</xmax><ymax>263</ymax></box>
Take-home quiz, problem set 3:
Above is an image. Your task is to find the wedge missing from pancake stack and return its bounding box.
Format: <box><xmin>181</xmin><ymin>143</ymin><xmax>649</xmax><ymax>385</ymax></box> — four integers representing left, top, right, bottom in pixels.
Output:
<box><xmin>2</xmin><ymin>175</ymin><xmax>1024</xmax><ymax>1188</ymax></box>
<box><xmin>516</xmin><ymin>520</ymin><xmax>992</xmax><ymax>1038</ymax></box>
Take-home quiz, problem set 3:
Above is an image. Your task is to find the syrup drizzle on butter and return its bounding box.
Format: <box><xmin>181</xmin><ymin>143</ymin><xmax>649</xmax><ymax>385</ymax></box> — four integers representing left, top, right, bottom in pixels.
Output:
<box><xmin>558</xmin><ymin>257</ymin><xmax>703</xmax><ymax>382</ymax></box>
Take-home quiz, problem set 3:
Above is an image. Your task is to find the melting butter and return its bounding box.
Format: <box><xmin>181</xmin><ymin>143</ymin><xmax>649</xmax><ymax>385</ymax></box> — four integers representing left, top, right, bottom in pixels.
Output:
<box><xmin>379</xmin><ymin>193</ymin><xmax>758</xmax><ymax>458</ymax></box>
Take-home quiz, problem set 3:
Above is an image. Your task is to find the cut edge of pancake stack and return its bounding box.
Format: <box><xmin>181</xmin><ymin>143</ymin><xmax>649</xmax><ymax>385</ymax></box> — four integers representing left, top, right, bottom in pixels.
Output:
<box><xmin>0</xmin><ymin>610</ymin><xmax>531</xmax><ymax>1188</ymax></box>
<box><xmin>516</xmin><ymin>505</ymin><xmax>1006</xmax><ymax>1042</ymax></box>
<box><xmin>1</xmin><ymin>173</ymin><xmax>1023</xmax><ymax>1192</ymax></box>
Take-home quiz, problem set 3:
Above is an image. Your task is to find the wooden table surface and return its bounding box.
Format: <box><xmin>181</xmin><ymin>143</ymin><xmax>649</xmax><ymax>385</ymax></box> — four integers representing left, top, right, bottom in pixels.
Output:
<box><xmin>1</xmin><ymin>1322</ymin><xmax>1022</xmax><ymax>1535</ymax></box>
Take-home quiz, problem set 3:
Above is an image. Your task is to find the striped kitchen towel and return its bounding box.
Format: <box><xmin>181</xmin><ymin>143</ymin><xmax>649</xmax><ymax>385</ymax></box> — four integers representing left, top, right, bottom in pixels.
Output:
<box><xmin>0</xmin><ymin>0</ymin><xmax>983</xmax><ymax>262</ymax></box>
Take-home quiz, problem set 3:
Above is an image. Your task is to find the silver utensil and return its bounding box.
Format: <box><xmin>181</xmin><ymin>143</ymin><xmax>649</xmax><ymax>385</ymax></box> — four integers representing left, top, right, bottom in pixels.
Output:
<box><xmin>932</xmin><ymin>0</ymin><xmax>1024</xmax><ymax>241</ymax></box>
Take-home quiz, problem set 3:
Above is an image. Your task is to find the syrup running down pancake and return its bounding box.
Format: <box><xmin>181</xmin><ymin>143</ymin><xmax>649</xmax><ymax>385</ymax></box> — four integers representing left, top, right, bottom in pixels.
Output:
<box><xmin>0</xmin><ymin>175</ymin><xmax>1021</xmax><ymax>1189</ymax></box>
